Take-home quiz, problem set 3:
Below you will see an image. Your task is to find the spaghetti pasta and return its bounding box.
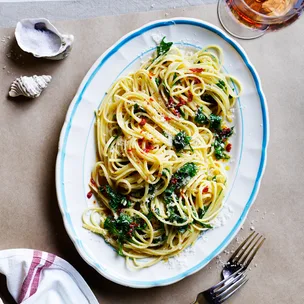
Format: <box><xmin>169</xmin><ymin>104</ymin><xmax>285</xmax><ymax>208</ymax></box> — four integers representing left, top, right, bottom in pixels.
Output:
<box><xmin>82</xmin><ymin>38</ymin><xmax>241</xmax><ymax>269</ymax></box>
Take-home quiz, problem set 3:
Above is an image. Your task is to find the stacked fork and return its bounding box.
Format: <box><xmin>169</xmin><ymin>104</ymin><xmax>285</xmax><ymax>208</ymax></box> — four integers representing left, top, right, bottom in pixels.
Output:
<box><xmin>192</xmin><ymin>231</ymin><xmax>266</xmax><ymax>304</ymax></box>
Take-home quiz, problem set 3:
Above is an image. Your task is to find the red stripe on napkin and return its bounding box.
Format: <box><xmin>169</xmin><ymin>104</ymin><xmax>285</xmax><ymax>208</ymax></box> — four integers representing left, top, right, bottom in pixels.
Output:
<box><xmin>18</xmin><ymin>250</ymin><xmax>42</xmax><ymax>303</ymax></box>
<box><xmin>29</xmin><ymin>253</ymin><xmax>56</xmax><ymax>297</ymax></box>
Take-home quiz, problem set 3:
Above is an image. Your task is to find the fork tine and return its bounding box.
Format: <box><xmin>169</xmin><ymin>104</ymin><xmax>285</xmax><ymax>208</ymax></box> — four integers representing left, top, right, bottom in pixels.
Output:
<box><xmin>238</xmin><ymin>234</ymin><xmax>263</xmax><ymax>265</ymax></box>
<box><xmin>228</xmin><ymin>231</ymin><xmax>256</xmax><ymax>263</ymax></box>
<box><xmin>232</xmin><ymin>232</ymin><xmax>259</xmax><ymax>264</ymax></box>
<box><xmin>215</xmin><ymin>273</ymin><xmax>247</xmax><ymax>299</ymax></box>
<box><xmin>218</xmin><ymin>277</ymin><xmax>249</xmax><ymax>303</ymax></box>
<box><xmin>210</xmin><ymin>267</ymin><xmax>244</xmax><ymax>290</ymax></box>
<box><xmin>214</xmin><ymin>271</ymin><xmax>245</xmax><ymax>293</ymax></box>
<box><xmin>231</xmin><ymin>232</ymin><xmax>260</xmax><ymax>265</ymax></box>
<box><xmin>243</xmin><ymin>237</ymin><xmax>266</xmax><ymax>268</ymax></box>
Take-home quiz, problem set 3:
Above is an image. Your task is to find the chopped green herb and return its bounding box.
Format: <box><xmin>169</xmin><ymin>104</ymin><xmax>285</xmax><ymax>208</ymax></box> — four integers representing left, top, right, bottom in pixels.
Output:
<box><xmin>162</xmin><ymin>168</ymin><xmax>170</xmax><ymax>176</ymax></box>
<box><xmin>165</xmin><ymin>162</ymin><xmax>198</xmax><ymax>195</ymax></box>
<box><xmin>212</xmin><ymin>124</ymin><xmax>234</xmax><ymax>160</ymax></box>
<box><xmin>173</xmin><ymin>131</ymin><xmax>192</xmax><ymax>152</ymax></box>
<box><xmin>155</xmin><ymin>37</ymin><xmax>173</xmax><ymax>61</ymax></box>
<box><xmin>148</xmin><ymin>184</ymin><xmax>156</xmax><ymax>195</ymax></box>
<box><xmin>198</xmin><ymin>205</ymin><xmax>209</xmax><ymax>218</ymax></box>
<box><xmin>216</xmin><ymin>79</ymin><xmax>226</xmax><ymax>91</ymax></box>
<box><xmin>162</xmin><ymin>81</ymin><xmax>171</xmax><ymax>98</ymax></box>
<box><xmin>100</xmin><ymin>185</ymin><xmax>131</xmax><ymax>211</ymax></box>
<box><xmin>178</xmin><ymin>107</ymin><xmax>186</xmax><ymax>118</ymax></box>
<box><xmin>209</xmin><ymin>114</ymin><xmax>222</xmax><ymax>131</ymax></box>
<box><xmin>155</xmin><ymin>77</ymin><xmax>161</xmax><ymax>86</ymax></box>
<box><xmin>134</xmin><ymin>103</ymin><xmax>146</xmax><ymax>113</ymax></box>
<box><xmin>104</xmin><ymin>212</ymin><xmax>145</xmax><ymax>256</ymax></box>
<box><xmin>167</xmin><ymin>207</ymin><xmax>186</xmax><ymax>224</ymax></box>
<box><xmin>162</xmin><ymin>131</ymin><xmax>169</xmax><ymax>138</ymax></box>
<box><xmin>146</xmin><ymin>211</ymin><xmax>155</xmax><ymax>220</ymax></box>
<box><xmin>108</xmin><ymin>134</ymin><xmax>120</xmax><ymax>149</ymax></box>
<box><xmin>213</xmin><ymin>136</ymin><xmax>230</xmax><ymax>160</ymax></box>
<box><xmin>195</xmin><ymin>107</ymin><xmax>208</xmax><ymax>124</ymax></box>
<box><xmin>177</xmin><ymin>224</ymin><xmax>189</xmax><ymax>233</ymax></box>
<box><xmin>219</xmin><ymin>126</ymin><xmax>234</xmax><ymax>139</ymax></box>
<box><xmin>173</xmin><ymin>72</ymin><xmax>178</xmax><ymax>81</ymax></box>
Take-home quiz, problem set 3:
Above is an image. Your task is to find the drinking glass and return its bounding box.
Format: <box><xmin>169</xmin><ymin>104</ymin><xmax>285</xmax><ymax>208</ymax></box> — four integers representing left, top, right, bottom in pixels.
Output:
<box><xmin>218</xmin><ymin>0</ymin><xmax>304</xmax><ymax>39</ymax></box>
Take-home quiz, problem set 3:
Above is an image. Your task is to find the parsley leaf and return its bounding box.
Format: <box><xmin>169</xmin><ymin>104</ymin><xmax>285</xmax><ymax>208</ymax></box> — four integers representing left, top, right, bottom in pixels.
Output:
<box><xmin>165</xmin><ymin>162</ymin><xmax>198</xmax><ymax>195</ymax></box>
<box><xmin>173</xmin><ymin>131</ymin><xmax>192</xmax><ymax>152</ymax></box>
<box><xmin>162</xmin><ymin>81</ymin><xmax>171</xmax><ymax>98</ymax></box>
<box><xmin>155</xmin><ymin>37</ymin><xmax>173</xmax><ymax>60</ymax></box>
<box><xmin>104</xmin><ymin>213</ymin><xmax>138</xmax><ymax>256</ymax></box>
<box><xmin>213</xmin><ymin>135</ymin><xmax>230</xmax><ymax>160</ymax></box>
<box><xmin>134</xmin><ymin>103</ymin><xmax>146</xmax><ymax>113</ymax></box>
<box><xmin>209</xmin><ymin>114</ymin><xmax>222</xmax><ymax>131</ymax></box>
<box><xmin>195</xmin><ymin>107</ymin><xmax>208</xmax><ymax>124</ymax></box>
<box><xmin>100</xmin><ymin>185</ymin><xmax>131</xmax><ymax>211</ymax></box>
<box><xmin>216</xmin><ymin>79</ymin><xmax>226</xmax><ymax>90</ymax></box>
<box><xmin>178</xmin><ymin>107</ymin><xmax>186</xmax><ymax>118</ymax></box>
<box><xmin>219</xmin><ymin>126</ymin><xmax>234</xmax><ymax>139</ymax></box>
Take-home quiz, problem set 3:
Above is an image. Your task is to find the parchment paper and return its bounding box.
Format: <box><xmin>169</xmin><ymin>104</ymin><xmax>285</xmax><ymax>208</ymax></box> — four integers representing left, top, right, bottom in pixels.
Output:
<box><xmin>0</xmin><ymin>4</ymin><xmax>304</xmax><ymax>304</ymax></box>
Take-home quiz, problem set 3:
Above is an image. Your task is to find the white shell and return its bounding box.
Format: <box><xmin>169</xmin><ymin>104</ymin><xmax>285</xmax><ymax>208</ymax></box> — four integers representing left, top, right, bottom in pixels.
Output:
<box><xmin>15</xmin><ymin>18</ymin><xmax>74</xmax><ymax>60</ymax></box>
<box><xmin>9</xmin><ymin>75</ymin><xmax>52</xmax><ymax>98</ymax></box>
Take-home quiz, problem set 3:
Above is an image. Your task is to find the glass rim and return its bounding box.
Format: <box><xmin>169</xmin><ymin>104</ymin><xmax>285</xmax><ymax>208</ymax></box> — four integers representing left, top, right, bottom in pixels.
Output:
<box><xmin>239</xmin><ymin>0</ymin><xmax>302</xmax><ymax>20</ymax></box>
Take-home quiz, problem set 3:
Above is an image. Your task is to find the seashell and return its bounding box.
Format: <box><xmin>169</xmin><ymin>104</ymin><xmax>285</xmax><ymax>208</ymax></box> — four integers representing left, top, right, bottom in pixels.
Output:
<box><xmin>9</xmin><ymin>75</ymin><xmax>52</xmax><ymax>98</ymax></box>
<box><xmin>15</xmin><ymin>18</ymin><xmax>74</xmax><ymax>60</ymax></box>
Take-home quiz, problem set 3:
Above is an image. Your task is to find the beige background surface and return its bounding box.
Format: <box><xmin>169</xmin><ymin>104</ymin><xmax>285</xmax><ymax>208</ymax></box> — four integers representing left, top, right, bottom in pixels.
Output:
<box><xmin>0</xmin><ymin>4</ymin><xmax>304</xmax><ymax>304</ymax></box>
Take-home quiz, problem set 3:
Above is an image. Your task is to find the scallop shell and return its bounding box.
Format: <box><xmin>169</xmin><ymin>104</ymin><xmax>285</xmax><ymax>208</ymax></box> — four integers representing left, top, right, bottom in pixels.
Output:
<box><xmin>9</xmin><ymin>75</ymin><xmax>52</xmax><ymax>98</ymax></box>
<box><xmin>15</xmin><ymin>18</ymin><xmax>74</xmax><ymax>60</ymax></box>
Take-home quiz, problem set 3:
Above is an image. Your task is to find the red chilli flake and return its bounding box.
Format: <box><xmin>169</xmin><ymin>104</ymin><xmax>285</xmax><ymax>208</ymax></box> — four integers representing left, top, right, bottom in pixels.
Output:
<box><xmin>172</xmin><ymin>108</ymin><xmax>181</xmax><ymax>117</ymax></box>
<box><xmin>226</xmin><ymin>143</ymin><xmax>232</xmax><ymax>152</ymax></box>
<box><xmin>87</xmin><ymin>191</ymin><xmax>93</xmax><ymax>199</ymax></box>
<box><xmin>193</xmin><ymin>78</ymin><xmax>201</xmax><ymax>84</ymax></box>
<box><xmin>171</xmin><ymin>177</ymin><xmax>178</xmax><ymax>185</ymax></box>
<box><xmin>147</xmin><ymin>142</ymin><xmax>153</xmax><ymax>149</ymax></box>
<box><xmin>139</xmin><ymin>118</ymin><xmax>147</xmax><ymax>126</ymax></box>
<box><xmin>168</xmin><ymin>97</ymin><xmax>174</xmax><ymax>107</ymax></box>
<box><xmin>138</xmin><ymin>138</ymin><xmax>144</xmax><ymax>146</ymax></box>
<box><xmin>144</xmin><ymin>142</ymin><xmax>154</xmax><ymax>153</ymax></box>
<box><xmin>149</xmin><ymin>97</ymin><xmax>154</xmax><ymax>102</ymax></box>
<box><xmin>90</xmin><ymin>178</ymin><xmax>96</xmax><ymax>186</ymax></box>
<box><xmin>190</xmin><ymin>68</ymin><xmax>204</xmax><ymax>73</ymax></box>
<box><xmin>164</xmin><ymin>116</ymin><xmax>172</xmax><ymax>121</ymax></box>
<box><xmin>221</xmin><ymin>127</ymin><xmax>231</xmax><ymax>137</ymax></box>
<box><xmin>187</xmin><ymin>92</ymin><xmax>193</xmax><ymax>102</ymax></box>
<box><xmin>202</xmin><ymin>186</ymin><xmax>209</xmax><ymax>193</ymax></box>
<box><xmin>177</xmin><ymin>98</ymin><xmax>186</xmax><ymax>108</ymax></box>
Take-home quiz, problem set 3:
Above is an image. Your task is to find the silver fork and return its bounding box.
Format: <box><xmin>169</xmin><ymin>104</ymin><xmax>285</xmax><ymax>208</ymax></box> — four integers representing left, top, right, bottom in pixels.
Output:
<box><xmin>222</xmin><ymin>231</ymin><xmax>266</xmax><ymax>280</ymax></box>
<box><xmin>192</xmin><ymin>268</ymin><xmax>248</xmax><ymax>304</ymax></box>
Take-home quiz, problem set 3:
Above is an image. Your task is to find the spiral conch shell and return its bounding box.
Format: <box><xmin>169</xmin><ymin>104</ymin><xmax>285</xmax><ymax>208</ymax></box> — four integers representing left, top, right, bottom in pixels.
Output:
<box><xmin>9</xmin><ymin>75</ymin><xmax>52</xmax><ymax>98</ymax></box>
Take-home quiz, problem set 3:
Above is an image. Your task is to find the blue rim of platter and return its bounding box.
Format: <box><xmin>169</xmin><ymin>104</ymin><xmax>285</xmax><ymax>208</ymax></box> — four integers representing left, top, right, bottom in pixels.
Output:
<box><xmin>56</xmin><ymin>18</ymin><xmax>269</xmax><ymax>288</ymax></box>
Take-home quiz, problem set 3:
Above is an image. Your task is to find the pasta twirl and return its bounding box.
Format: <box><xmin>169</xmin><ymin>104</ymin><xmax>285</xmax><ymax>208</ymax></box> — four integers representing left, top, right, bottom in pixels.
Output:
<box><xmin>82</xmin><ymin>38</ymin><xmax>242</xmax><ymax>269</ymax></box>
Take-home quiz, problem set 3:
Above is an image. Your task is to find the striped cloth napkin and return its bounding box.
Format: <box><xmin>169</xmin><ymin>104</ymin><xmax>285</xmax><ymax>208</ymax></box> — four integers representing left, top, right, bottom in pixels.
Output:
<box><xmin>0</xmin><ymin>249</ymin><xmax>99</xmax><ymax>304</ymax></box>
